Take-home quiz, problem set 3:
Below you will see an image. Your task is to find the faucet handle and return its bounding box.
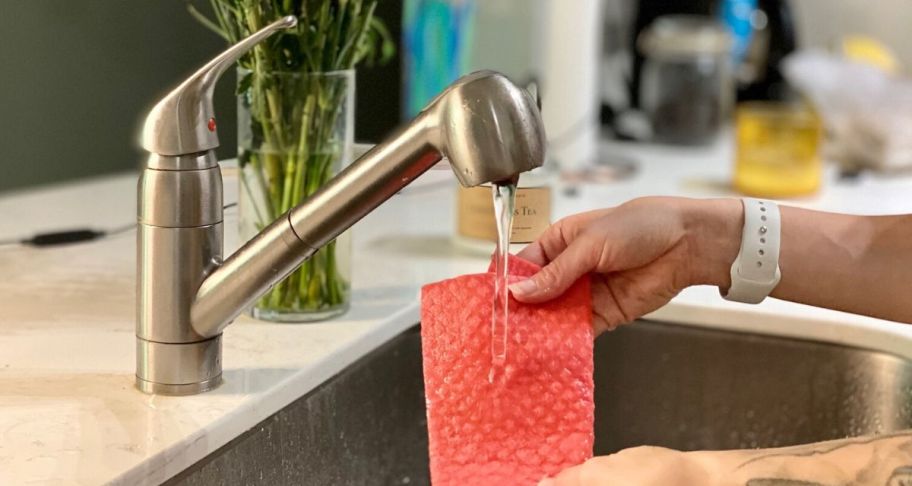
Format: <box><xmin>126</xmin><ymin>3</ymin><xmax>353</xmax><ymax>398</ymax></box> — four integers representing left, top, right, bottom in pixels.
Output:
<box><xmin>141</xmin><ymin>16</ymin><xmax>297</xmax><ymax>157</ymax></box>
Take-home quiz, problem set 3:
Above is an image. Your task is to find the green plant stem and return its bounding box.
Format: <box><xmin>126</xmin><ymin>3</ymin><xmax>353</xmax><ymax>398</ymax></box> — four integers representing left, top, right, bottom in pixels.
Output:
<box><xmin>199</xmin><ymin>0</ymin><xmax>390</xmax><ymax>316</ymax></box>
<box><xmin>253</xmin><ymin>73</ymin><xmax>349</xmax><ymax>313</ymax></box>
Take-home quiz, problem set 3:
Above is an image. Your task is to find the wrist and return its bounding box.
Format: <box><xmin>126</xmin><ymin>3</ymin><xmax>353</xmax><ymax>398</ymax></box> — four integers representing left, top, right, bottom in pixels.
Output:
<box><xmin>682</xmin><ymin>198</ymin><xmax>743</xmax><ymax>288</ymax></box>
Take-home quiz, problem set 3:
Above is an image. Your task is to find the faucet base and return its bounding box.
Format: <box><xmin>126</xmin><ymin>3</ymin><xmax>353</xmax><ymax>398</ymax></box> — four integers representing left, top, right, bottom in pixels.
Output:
<box><xmin>135</xmin><ymin>335</ymin><xmax>222</xmax><ymax>395</ymax></box>
<box><xmin>135</xmin><ymin>375</ymin><xmax>222</xmax><ymax>396</ymax></box>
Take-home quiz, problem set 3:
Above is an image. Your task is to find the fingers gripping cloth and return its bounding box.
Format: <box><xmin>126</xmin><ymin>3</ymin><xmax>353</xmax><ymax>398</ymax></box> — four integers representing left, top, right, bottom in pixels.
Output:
<box><xmin>420</xmin><ymin>255</ymin><xmax>594</xmax><ymax>485</ymax></box>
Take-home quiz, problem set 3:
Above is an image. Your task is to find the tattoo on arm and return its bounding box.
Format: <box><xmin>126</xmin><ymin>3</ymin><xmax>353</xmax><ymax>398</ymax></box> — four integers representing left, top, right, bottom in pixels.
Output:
<box><xmin>886</xmin><ymin>465</ymin><xmax>912</xmax><ymax>486</ymax></box>
<box><xmin>737</xmin><ymin>431</ymin><xmax>912</xmax><ymax>469</ymax></box>
<box><xmin>734</xmin><ymin>431</ymin><xmax>912</xmax><ymax>485</ymax></box>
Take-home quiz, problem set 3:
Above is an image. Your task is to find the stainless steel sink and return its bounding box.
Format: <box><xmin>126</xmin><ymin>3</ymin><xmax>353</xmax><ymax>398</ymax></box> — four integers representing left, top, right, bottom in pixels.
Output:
<box><xmin>594</xmin><ymin>320</ymin><xmax>912</xmax><ymax>452</ymax></box>
<box><xmin>167</xmin><ymin>320</ymin><xmax>912</xmax><ymax>485</ymax></box>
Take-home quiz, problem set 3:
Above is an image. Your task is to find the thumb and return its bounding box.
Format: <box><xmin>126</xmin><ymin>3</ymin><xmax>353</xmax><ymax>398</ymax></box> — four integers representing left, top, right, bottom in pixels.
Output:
<box><xmin>510</xmin><ymin>235</ymin><xmax>597</xmax><ymax>304</ymax></box>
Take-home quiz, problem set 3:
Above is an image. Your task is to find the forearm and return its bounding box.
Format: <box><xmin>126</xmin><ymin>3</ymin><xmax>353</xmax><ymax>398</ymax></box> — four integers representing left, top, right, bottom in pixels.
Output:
<box><xmin>775</xmin><ymin>207</ymin><xmax>912</xmax><ymax>323</ymax></box>
<box><xmin>686</xmin><ymin>199</ymin><xmax>912</xmax><ymax>324</ymax></box>
<box><xmin>689</xmin><ymin>430</ymin><xmax>912</xmax><ymax>485</ymax></box>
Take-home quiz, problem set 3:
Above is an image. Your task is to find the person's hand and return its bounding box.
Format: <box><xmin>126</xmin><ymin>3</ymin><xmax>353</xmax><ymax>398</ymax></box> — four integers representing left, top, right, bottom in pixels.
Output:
<box><xmin>511</xmin><ymin>197</ymin><xmax>741</xmax><ymax>334</ymax></box>
<box><xmin>538</xmin><ymin>446</ymin><xmax>714</xmax><ymax>485</ymax></box>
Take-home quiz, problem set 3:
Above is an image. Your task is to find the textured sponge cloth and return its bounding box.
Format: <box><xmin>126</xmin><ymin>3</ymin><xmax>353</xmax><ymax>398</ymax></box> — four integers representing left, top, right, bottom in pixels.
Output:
<box><xmin>420</xmin><ymin>256</ymin><xmax>594</xmax><ymax>485</ymax></box>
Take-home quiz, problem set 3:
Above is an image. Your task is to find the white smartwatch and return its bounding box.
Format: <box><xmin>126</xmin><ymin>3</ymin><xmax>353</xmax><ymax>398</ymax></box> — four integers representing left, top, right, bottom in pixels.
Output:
<box><xmin>720</xmin><ymin>198</ymin><xmax>782</xmax><ymax>304</ymax></box>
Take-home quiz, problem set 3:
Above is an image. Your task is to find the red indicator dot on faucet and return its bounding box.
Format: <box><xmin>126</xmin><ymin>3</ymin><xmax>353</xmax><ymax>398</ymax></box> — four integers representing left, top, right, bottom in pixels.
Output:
<box><xmin>207</xmin><ymin>117</ymin><xmax>217</xmax><ymax>132</ymax></box>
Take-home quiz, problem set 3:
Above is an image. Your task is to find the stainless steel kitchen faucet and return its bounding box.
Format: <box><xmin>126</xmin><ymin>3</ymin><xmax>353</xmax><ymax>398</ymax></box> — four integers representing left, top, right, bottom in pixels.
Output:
<box><xmin>136</xmin><ymin>17</ymin><xmax>546</xmax><ymax>395</ymax></box>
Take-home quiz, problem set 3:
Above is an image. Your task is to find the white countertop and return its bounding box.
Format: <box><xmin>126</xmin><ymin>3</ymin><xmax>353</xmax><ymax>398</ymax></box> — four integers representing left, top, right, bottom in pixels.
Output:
<box><xmin>2</xmin><ymin>138</ymin><xmax>912</xmax><ymax>485</ymax></box>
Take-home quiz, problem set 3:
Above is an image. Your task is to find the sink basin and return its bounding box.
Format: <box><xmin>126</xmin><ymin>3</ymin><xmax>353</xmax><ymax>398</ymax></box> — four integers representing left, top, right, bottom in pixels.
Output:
<box><xmin>594</xmin><ymin>320</ymin><xmax>912</xmax><ymax>452</ymax></box>
<box><xmin>167</xmin><ymin>320</ymin><xmax>912</xmax><ymax>485</ymax></box>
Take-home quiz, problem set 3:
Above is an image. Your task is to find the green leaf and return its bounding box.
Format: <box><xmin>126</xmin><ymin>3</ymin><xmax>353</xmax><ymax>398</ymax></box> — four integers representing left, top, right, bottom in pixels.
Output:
<box><xmin>236</xmin><ymin>71</ymin><xmax>254</xmax><ymax>96</ymax></box>
<box><xmin>186</xmin><ymin>2</ymin><xmax>231</xmax><ymax>40</ymax></box>
<box><xmin>371</xmin><ymin>16</ymin><xmax>395</xmax><ymax>65</ymax></box>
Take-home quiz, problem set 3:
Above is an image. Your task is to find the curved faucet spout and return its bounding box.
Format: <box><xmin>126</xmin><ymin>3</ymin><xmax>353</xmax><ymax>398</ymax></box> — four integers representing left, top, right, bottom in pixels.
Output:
<box><xmin>191</xmin><ymin>72</ymin><xmax>546</xmax><ymax>338</ymax></box>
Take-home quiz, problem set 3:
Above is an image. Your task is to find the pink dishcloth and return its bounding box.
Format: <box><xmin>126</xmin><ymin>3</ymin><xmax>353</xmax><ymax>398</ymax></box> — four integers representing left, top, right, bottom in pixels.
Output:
<box><xmin>420</xmin><ymin>255</ymin><xmax>594</xmax><ymax>485</ymax></box>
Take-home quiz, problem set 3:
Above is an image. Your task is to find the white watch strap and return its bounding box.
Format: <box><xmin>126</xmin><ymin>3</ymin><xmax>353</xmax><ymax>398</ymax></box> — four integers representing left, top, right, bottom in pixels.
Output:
<box><xmin>721</xmin><ymin>198</ymin><xmax>782</xmax><ymax>304</ymax></box>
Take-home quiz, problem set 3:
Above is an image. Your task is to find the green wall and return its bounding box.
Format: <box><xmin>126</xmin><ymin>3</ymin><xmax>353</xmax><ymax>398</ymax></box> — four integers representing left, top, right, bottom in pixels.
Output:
<box><xmin>0</xmin><ymin>1</ymin><xmax>403</xmax><ymax>193</ymax></box>
<box><xmin>0</xmin><ymin>1</ymin><xmax>242</xmax><ymax>192</ymax></box>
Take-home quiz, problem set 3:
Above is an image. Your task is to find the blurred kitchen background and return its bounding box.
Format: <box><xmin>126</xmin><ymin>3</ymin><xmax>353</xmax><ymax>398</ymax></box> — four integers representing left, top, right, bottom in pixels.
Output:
<box><xmin>2</xmin><ymin>0</ymin><xmax>912</xmax><ymax>193</ymax></box>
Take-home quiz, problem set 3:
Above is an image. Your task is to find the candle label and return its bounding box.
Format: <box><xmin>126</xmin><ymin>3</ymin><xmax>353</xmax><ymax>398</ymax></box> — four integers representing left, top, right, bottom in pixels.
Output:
<box><xmin>457</xmin><ymin>185</ymin><xmax>551</xmax><ymax>244</ymax></box>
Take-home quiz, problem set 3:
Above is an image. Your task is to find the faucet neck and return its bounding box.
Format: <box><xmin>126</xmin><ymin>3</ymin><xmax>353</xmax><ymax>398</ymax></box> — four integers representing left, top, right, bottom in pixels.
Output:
<box><xmin>189</xmin><ymin>112</ymin><xmax>443</xmax><ymax>339</ymax></box>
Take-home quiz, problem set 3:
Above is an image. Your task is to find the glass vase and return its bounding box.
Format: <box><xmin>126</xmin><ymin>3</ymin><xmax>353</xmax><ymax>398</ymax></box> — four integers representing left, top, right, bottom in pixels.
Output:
<box><xmin>237</xmin><ymin>68</ymin><xmax>354</xmax><ymax>322</ymax></box>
